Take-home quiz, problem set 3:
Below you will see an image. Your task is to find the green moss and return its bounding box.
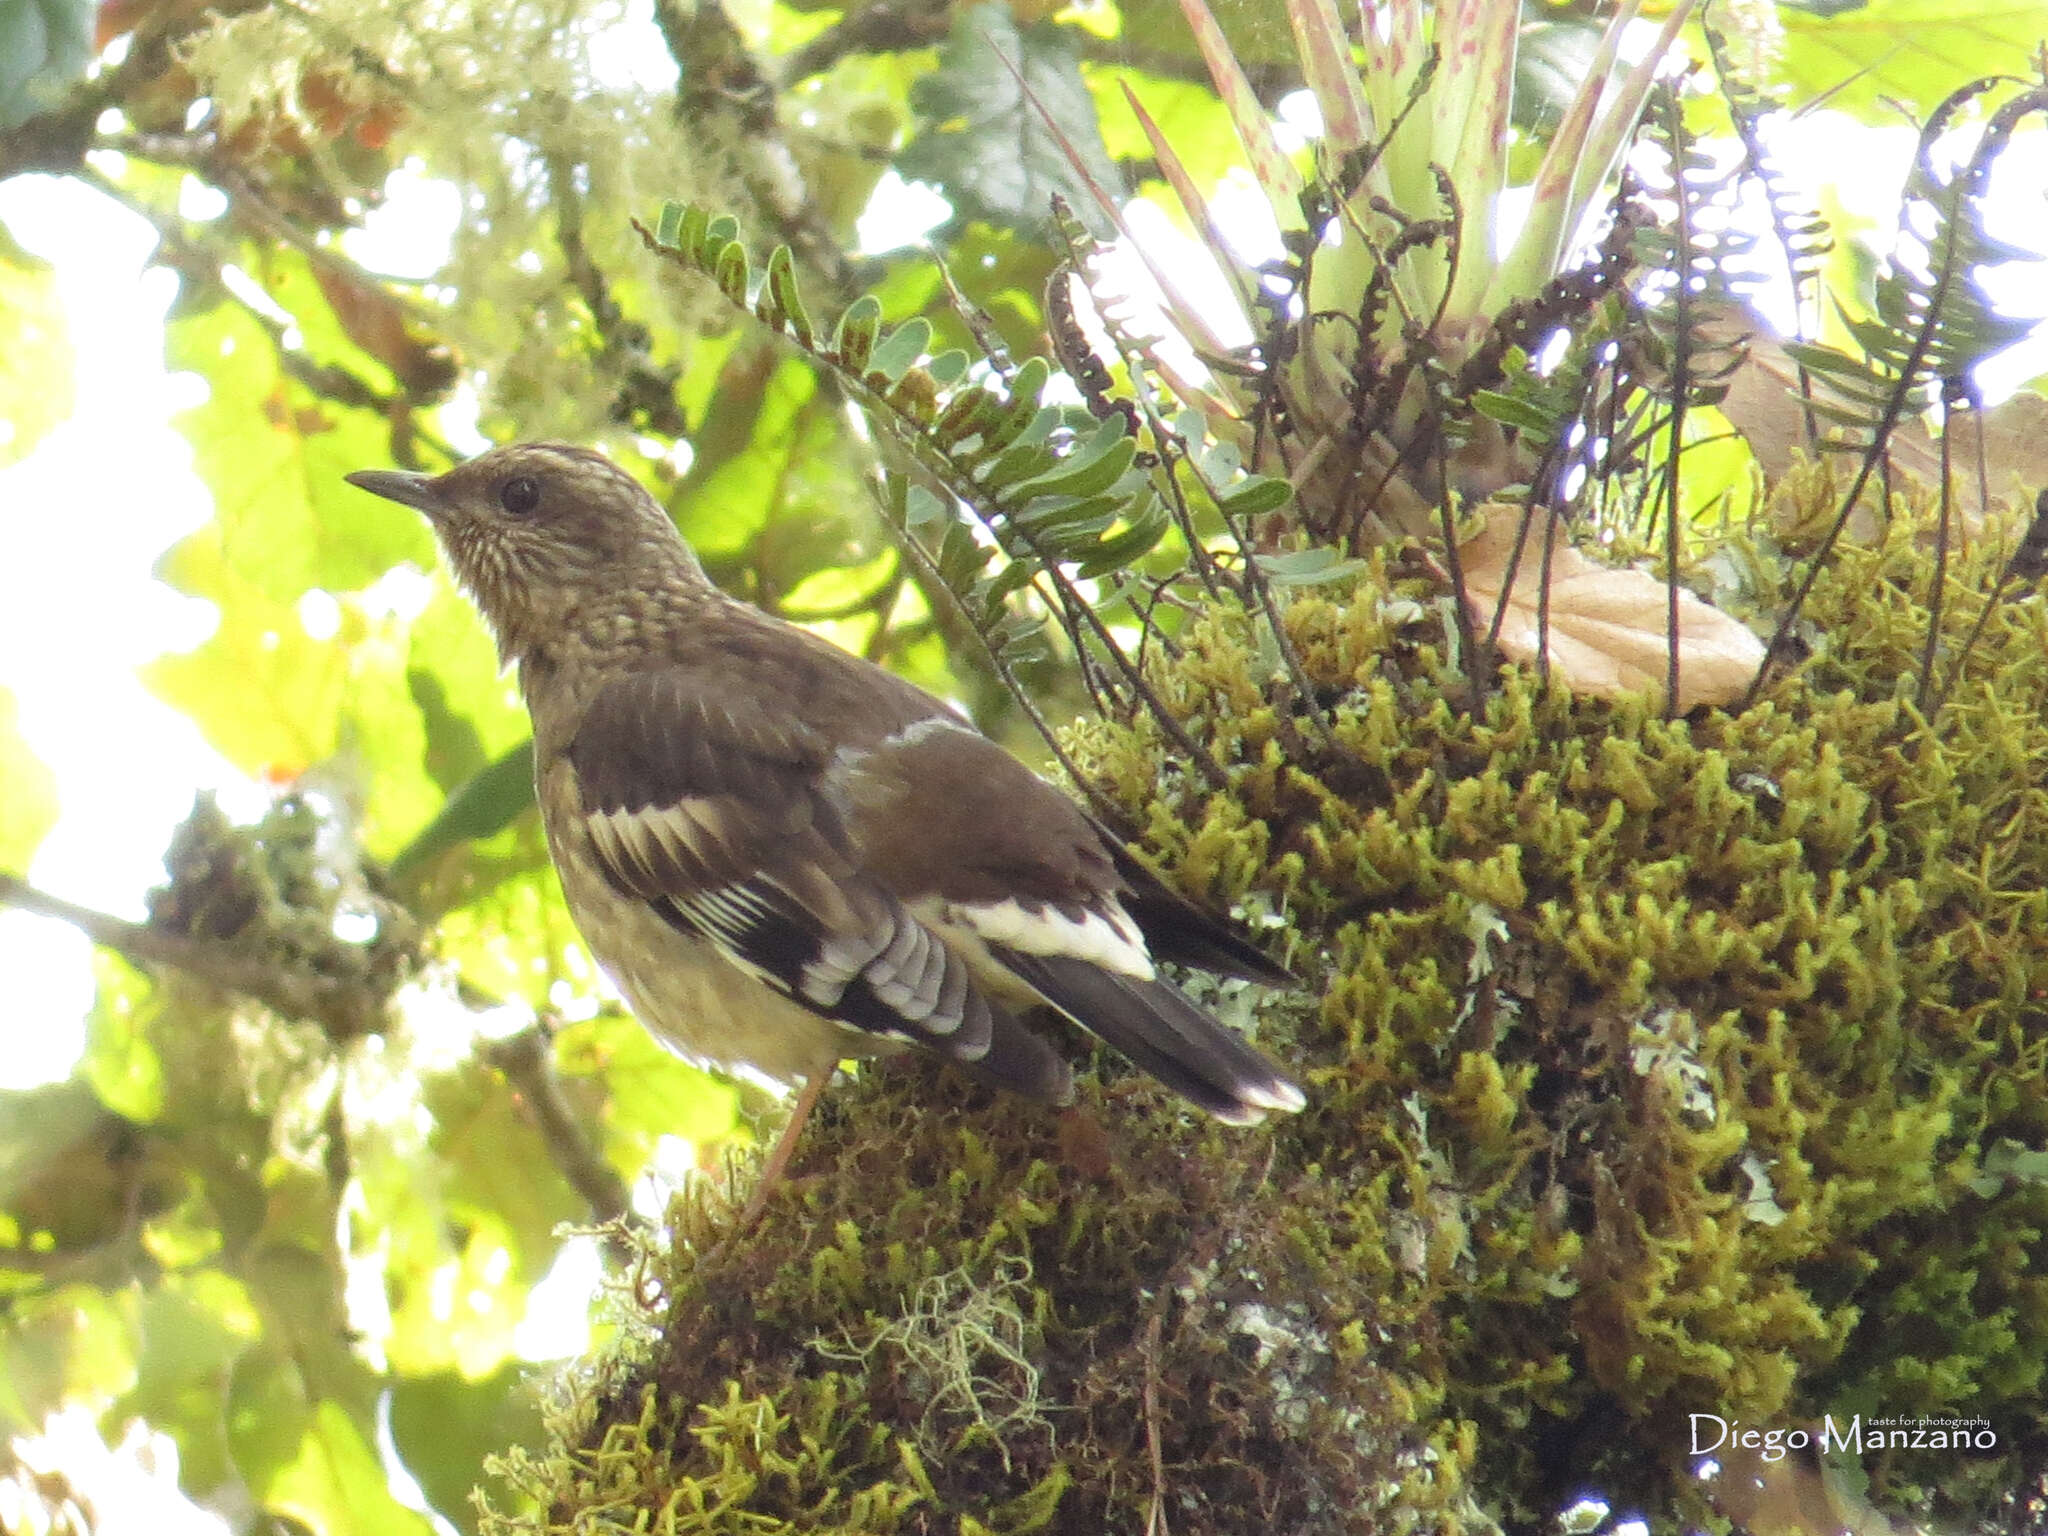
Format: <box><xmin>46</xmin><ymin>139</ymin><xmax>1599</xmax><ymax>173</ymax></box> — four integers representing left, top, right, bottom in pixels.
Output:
<box><xmin>490</xmin><ymin>487</ymin><xmax>2048</xmax><ymax>1531</ymax></box>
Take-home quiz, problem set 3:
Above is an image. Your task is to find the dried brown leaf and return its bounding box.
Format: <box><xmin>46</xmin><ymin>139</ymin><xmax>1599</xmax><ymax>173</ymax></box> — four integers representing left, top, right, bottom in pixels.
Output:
<box><xmin>1458</xmin><ymin>506</ymin><xmax>1766</xmax><ymax>711</ymax></box>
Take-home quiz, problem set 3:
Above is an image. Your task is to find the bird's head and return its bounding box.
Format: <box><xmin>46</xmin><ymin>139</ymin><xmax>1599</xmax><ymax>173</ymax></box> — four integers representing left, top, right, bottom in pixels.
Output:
<box><xmin>346</xmin><ymin>442</ymin><xmax>702</xmax><ymax>663</ymax></box>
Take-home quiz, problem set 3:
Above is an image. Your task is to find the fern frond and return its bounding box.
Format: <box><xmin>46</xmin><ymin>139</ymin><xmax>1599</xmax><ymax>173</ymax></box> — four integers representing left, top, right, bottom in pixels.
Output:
<box><xmin>1706</xmin><ymin>25</ymin><xmax>1833</xmax><ymax>332</ymax></box>
<box><xmin>638</xmin><ymin>202</ymin><xmax>1326</xmax><ymax>784</ymax></box>
<box><xmin>1778</xmin><ymin>80</ymin><xmax>2042</xmax><ymax>460</ymax></box>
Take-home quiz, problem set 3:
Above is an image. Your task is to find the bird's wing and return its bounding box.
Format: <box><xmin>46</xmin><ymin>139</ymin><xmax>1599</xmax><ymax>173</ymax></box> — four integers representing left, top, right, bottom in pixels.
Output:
<box><xmin>838</xmin><ymin>718</ymin><xmax>1304</xmax><ymax>1121</ymax></box>
<box><xmin>564</xmin><ymin>668</ymin><xmax>1067</xmax><ymax>1096</ymax></box>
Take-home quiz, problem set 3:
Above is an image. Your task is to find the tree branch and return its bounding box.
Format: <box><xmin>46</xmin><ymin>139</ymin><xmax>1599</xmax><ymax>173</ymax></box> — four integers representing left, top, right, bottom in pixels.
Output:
<box><xmin>1</xmin><ymin>869</ymin><xmax>633</xmax><ymax>1228</ymax></box>
<box><xmin>653</xmin><ymin>0</ymin><xmax>855</xmax><ymax>295</ymax></box>
<box><xmin>0</xmin><ymin>869</ymin><xmax>380</xmax><ymax>1036</ymax></box>
<box><xmin>72</xmin><ymin>162</ymin><xmax>459</xmax><ymax>467</ymax></box>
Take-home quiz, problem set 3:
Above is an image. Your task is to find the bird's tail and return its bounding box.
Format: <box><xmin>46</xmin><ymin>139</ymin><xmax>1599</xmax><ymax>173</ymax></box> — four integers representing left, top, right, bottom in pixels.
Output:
<box><xmin>991</xmin><ymin>948</ymin><xmax>1304</xmax><ymax>1123</ymax></box>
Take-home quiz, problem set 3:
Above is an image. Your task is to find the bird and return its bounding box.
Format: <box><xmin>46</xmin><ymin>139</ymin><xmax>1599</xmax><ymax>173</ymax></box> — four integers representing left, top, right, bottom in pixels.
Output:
<box><xmin>346</xmin><ymin>442</ymin><xmax>1303</xmax><ymax>1216</ymax></box>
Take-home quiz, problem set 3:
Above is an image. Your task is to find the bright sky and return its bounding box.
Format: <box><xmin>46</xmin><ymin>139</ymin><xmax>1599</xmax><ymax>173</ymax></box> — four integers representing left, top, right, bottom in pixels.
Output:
<box><xmin>0</xmin><ymin>174</ymin><xmax>227</xmax><ymax>1083</ymax></box>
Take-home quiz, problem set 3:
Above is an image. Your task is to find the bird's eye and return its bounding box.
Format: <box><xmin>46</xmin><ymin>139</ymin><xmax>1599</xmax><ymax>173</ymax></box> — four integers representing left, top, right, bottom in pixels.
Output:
<box><xmin>498</xmin><ymin>476</ymin><xmax>541</xmax><ymax>517</ymax></box>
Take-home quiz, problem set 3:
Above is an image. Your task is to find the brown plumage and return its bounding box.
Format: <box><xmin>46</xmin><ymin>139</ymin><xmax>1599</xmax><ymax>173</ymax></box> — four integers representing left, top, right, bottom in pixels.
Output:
<box><xmin>346</xmin><ymin>442</ymin><xmax>1302</xmax><ymax>1208</ymax></box>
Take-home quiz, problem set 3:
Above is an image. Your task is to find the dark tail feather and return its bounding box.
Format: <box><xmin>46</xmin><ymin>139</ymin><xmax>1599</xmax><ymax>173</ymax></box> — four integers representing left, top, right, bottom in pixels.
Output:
<box><xmin>993</xmin><ymin>948</ymin><xmax>1304</xmax><ymax>1123</ymax></box>
<box><xmin>1097</xmin><ymin>831</ymin><xmax>1296</xmax><ymax>986</ymax></box>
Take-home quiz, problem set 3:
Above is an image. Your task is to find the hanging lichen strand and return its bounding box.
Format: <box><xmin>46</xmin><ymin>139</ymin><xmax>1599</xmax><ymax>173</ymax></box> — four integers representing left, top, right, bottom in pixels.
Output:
<box><xmin>484</xmin><ymin>461</ymin><xmax>2048</xmax><ymax>1532</ymax></box>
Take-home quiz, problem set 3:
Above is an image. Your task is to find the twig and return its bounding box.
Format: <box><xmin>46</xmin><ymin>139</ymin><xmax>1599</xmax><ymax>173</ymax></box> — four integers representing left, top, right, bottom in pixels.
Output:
<box><xmin>0</xmin><ymin>5</ymin><xmax>200</xmax><ymax>179</ymax></box>
<box><xmin>777</xmin><ymin>0</ymin><xmax>953</xmax><ymax>85</ymax></box>
<box><xmin>1433</xmin><ymin>430</ymin><xmax>1487</xmax><ymax>715</ymax></box>
<box><xmin>480</xmin><ymin>1023</ymin><xmax>631</xmax><ymax>1224</ymax></box>
<box><xmin>1913</xmin><ymin>387</ymin><xmax>1962</xmax><ymax>714</ymax></box>
<box><xmin>71</xmin><ymin>162</ymin><xmax>459</xmax><ymax>466</ymax></box>
<box><xmin>1143</xmin><ymin>1310</ymin><xmax>1169</xmax><ymax>1536</ymax></box>
<box><xmin>544</xmin><ymin>146</ymin><xmax>690</xmax><ymax>438</ymax></box>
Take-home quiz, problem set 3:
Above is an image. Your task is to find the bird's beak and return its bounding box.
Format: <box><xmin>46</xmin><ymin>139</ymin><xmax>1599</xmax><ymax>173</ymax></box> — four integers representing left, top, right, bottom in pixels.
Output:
<box><xmin>345</xmin><ymin>468</ymin><xmax>444</xmax><ymax>516</ymax></box>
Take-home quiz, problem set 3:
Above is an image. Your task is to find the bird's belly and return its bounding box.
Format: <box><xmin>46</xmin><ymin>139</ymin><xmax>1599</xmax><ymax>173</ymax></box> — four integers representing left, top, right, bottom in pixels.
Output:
<box><xmin>557</xmin><ymin>851</ymin><xmax>881</xmax><ymax>1086</ymax></box>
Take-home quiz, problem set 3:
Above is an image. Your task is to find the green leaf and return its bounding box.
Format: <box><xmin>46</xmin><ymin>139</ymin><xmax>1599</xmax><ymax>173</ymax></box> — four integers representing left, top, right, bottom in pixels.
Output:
<box><xmin>157</xmin><ymin>268</ymin><xmax>430</xmax><ymax>605</ymax></box>
<box><xmin>1255</xmin><ymin>547</ymin><xmax>1370</xmax><ymax>586</ymax></box>
<box><xmin>896</xmin><ymin>3</ymin><xmax>1124</xmax><ymax>237</ymax></box>
<box><xmin>356</xmin><ymin>1058</ymin><xmax>584</xmax><ymax>1381</ymax></box>
<box><xmin>1780</xmin><ymin>341</ymin><xmax>1882</xmax><ymax>382</ymax></box>
<box><xmin>1216</xmin><ymin>473</ymin><xmax>1295</xmax><ymax>518</ymax></box>
<box><xmin>903</xmin><ymin>484</ymin><xmax>951</xmax><ymax>529</ymax></box>
<box><xmin>654</xmin><ymin>200</ymin><xmax>686</xmax><ymax>247</ymax></box>
<box><xmin>763</xmin><ymin>243</ymin><xmax>812</xmax><ymax>349</ymax></box>
<box><xmin>699</xmin><ymin>213</ymin><xmax>740</xmax><ymax>263</ymax></box>
<box><xmin>1074</xmin><ymin>493</ymin><xmax>1169</xmax><ymax>576</ymax></box>
<box><xmin>78</xmin><ymin>951</ymin><xmax>167</xmax><ymax>1123</ymax></box>
<box><xmin>1470</xmin><ymin>390</ymin><xmax>1562</xmax><ymax>436</ymax></box>
<box><xmin>983</xmin><ymin>558</ymin><xmax>1037</xmax><ymax>605</ymax></box>
<box><xmin>1012</xmin><ymin>492</ymin><xmax>1119</xmax><ymax>541</ymax></box>
<box><xmin>0</xmin><ymin>0</ymin><xmax>93</xmax><ymax>131</ymax></box>
<box><xmin>1777</xmin><ymin>2</ymin><xmax>2046</xmax><ymax>119</ymax></box>
<box><xmin>386</xmin><ymin>740</ymin><xmax>536</xmax><ymax>890</ymax></box>
<box><xmin>669</xmin><ymin>348</ymin><xmax>877</xmax><ymax>594</ymax></box>
<box><xmin>868</xmin><ymin>316</ymin><xmax>933</xmax><ymax>382</ymax></box>
<box><xmin>835</xmin><ymin>294</ymin><xmax>883</xmax><ymax>373</ymax></box>
<box><xmin>978</xmin><ymin>439</ymin><xmax>1059</xmax><ymax>491</ymax></box>
<box><xmin>714</xmin><ymin>239</ymin><xmax>749</xmax><ymax>305</ymax></box>
<box><xmin>1007</xmin><ymin>417</ymin><xmax>1138</xmax><ymax>501</ymax></box>
<box><xmin>118</xmin><ymin>1272</ymin><xmax>263</xmax><ymax>1496</ymax></box>
<box><xmin>0</xmin><ymin>684</ymin><xmax>55</xmax><ymax>870</ymax></box>
<box><xmin>389</xmin><ymin>1367</ymin><xmax>545</xmax><ymax>1533</ymax></box>
<box><xmin>229</xmin><ymin>1354</ymin><xmax>432</xmax><ymax>1536</ymax></box>
<box><xmin>0</xmin><ymin>1282</ymin><xmax>139</xmax><ymax>1435</ymax></box>
<box><xmin>935</xmin><ymin>384</ymin><xmax>1001</xmax><ymax>447</ymax></box>
<box><xmin>142</xmin><ymin>589</ymin><xmax>347</xmax><ymax>777</ymax></box>
<box><xmin>938</xmin><ymin>520</ymin><xmax>994</xmax><ymax>588</ymax></box>
<box><xmin>976</xmin><ymin>358</ymin><xmax>1051</xmax><ymax>454</ymax></box>
<box><xmin>0</xmin><ymin>223</ymin><xmax>72</xmax><ymax>464</ymax></box>
<box><xmin>555</xmin><ymin>1013</ymin><xmax>739</xmax><ymax>1181</ymax></box>
<box><xmin>432</xmin><ymin>851</ymin><xmax>577</xmax><ymax>1005</ymax></box>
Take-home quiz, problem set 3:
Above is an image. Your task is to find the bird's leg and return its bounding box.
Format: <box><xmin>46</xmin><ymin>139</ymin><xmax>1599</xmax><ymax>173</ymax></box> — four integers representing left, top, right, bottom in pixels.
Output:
<box><xmin>736</xmin><ymin>1068</ymin><xmax>831</xmax><ymax>1228</ymax></box>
